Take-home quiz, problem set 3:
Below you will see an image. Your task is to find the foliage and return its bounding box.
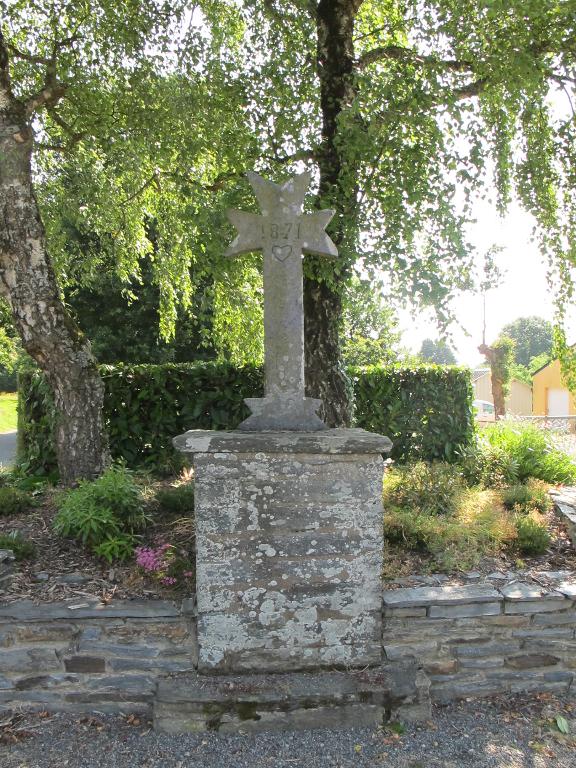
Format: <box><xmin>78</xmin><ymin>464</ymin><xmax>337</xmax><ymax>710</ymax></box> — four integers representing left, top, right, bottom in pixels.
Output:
<box><xmin>482</xmin><ymin>423</ymin><xmax>576</xmax><ymax>484</ymax></box>
<box><xmin>19</xmin><ymin>362</ymin><xmax>474</xmax><ymax>473</ymax></box>
<box><xmin>0</xmin><ymin>531</ymin><xmax>35</xmax><ymax>561</ymax></box>
<box><xmin>383</xmin><ymin>462</ymin><xmax>467</xmax><ymax>518</ymax></box>
<box><xmin>93</xmin><ymin>535</ymin><xmax>137</xmax><ymax>564</ymax></box>
<box><xmin>485</xmin><ymin>337</ymin><xmax>515</xmax><ymax>398</ymax></box>
<box><xmin>352</xmin><ymin>364</ymin><xmax>475</xmax><ymax>462</ymax></box>
<box><xmin>457</xmin><ymin>441</ymin><xmax>520</xmax><ymax>488</ymax></box>
<box><xmin>500</xmin><ymin>317</ymin><xmax>553</xmax><ymax>367</ymax></box>
<box><xmin>0</xmin><ymin>487</ymin><xmax>32</xmax><ymax>517</ymax></box>
<box><xmin>514</xmin><ymin>512</ymin><xmax>551</xmax><ymax>556</ymax></box>
<box><xmin>18</xmin><ymin>362</ymin><xmax>263</xmax><ymax>475</ymax></box>
<box><xmin>419</xmin><ymin>339</ymin><xmax>457</xmax><ymax>365</ymax></box>
<box><xmin>501</xmin><ymin>480</ymin><xmax>552</xmax><ymax>515</ymax></box>
<box><xmin>135</xmin><ymin>543</ymin><xmax>194</xmax><ymax>590</ymax></box>
<box><xmin>341</xmin><ymin>278</ymin><xmax>402</xmax><ymax>367</ymax></box>
<box><xmin>53</xmin><ymin>465</ymin><xmax>148</xmax><ymax>559</ymax></box>
<box><xmin>156</xmin><ymin>484</ymin><xmax>195</xmax><ymax>516</ymax></box>
<box><xmin>384</xmin><ymin>487</ymin><xmax>516</xmax><ymax>572</ymax></box>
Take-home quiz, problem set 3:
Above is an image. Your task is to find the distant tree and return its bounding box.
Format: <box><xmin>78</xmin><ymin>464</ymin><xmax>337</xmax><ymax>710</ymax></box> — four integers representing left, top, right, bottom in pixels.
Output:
<box><xmin>478</xmin><ymin>336</ymin><xmax>515</xmax><ymax>418</ymax></box>
<box><xmin>499</xmin><ymin>317</ymin><xmax>553</xmax><ymax>367</ymax></box>
<box><xmin>419</xmin><ymin>338</ymin><xmax>457</xmax><ymax>365</ymax></box>
<box><xmin>341</xmin><ymin>279</ymin><xmax>401</xmax><ymax>367</ymax></box>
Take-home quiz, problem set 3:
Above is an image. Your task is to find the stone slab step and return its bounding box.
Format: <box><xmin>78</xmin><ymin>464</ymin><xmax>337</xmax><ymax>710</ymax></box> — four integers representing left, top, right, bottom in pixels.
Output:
<box><xmin>153</xmin><ymin>662</ymin><xmax>431</xmax><ymax>734</ymax></box>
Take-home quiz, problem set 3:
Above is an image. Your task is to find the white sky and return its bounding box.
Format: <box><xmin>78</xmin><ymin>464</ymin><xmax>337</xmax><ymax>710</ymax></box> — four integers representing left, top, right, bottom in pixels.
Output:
<box><xmin>398</xmin><ymin>198</ymin><xmax>576</xmax><ymax>367</ymax></box>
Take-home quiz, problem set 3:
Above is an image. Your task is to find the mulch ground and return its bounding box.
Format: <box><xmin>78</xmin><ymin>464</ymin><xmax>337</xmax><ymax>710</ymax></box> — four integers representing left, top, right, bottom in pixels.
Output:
<box><xmin>0</xmin><ymin>480</ymin><xmax>194</xmax><ymax>604</ymax></box>
<box><xmin>1</xmin><ymin>482</ymin><xmax>575</xmax><ymax>604</ymax></box>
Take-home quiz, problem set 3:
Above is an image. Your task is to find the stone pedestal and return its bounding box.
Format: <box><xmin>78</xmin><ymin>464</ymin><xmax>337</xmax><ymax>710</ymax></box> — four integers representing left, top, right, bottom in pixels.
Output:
<box><xmin>0</xmin><ymin>549</ymin><xmax>15</xmax><ymax>595</ymax></box>
<box><xmin>173</xmin><ymin>428</ymin><xmax>391</xmax><ymax>674</ymax></box>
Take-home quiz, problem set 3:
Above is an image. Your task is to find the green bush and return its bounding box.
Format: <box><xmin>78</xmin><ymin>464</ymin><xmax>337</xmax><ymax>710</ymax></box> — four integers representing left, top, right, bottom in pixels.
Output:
<box><xmin>156</xmin><ymin>483</ymin><xmax>195</xmax><ymax>515</ymax></box>
<box><xmin>18</xmin><ymin>362</ymin><xmax>474</xmax><ymax>475</ymax></box>
<box><xmin>502</xmin><ymin>479</ymin><xmax>552</xmax><ymax>514</ymax></box>
<box><xmin>457</xmin><ymin>442</ymin><xmax>520</xmax><ymax>488</ymax></box>
<box><xmin>0</xmin><ymin>486</ymin><xmax>32</xmax><ymax>516</ymax></box>
<box><xmin>54</xmin><ymin>465</ymin><xmax>149</xmax><ymax>559</ymax></box>
<box><xmin>514</xmin><ymin>513</ymin><xmax>551</xmax><ymax>555</ymax></box>
<box><xmin>384</xmin><ymin>488</ymin><xmax>517</xmax><ymax>571</ymax></box>
<box><xmin>352</xmin><ymin>364</ymin><xmax>474</xmax><ymax>462</ymax></box>
<box><xmin>482</xmin><ymin>423</ymin><xmax>576</xmax><ymax>484</ymax></box>
<box><xmin>0</xmin><ymin>531</ymin><xmax>36</xmax><ymax>560</ymax></box>
<box><xmin>383</xmin><ymin>462</ymin><xmax>467</xmax><ymax>518</ymax></box>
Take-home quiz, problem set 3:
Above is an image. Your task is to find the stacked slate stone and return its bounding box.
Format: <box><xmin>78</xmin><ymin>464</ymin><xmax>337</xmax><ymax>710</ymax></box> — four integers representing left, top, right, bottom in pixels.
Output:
<box><xmin>0</xmin><ymin>549</ymin><xmax>14</xmax><ymax>594</ymax></box>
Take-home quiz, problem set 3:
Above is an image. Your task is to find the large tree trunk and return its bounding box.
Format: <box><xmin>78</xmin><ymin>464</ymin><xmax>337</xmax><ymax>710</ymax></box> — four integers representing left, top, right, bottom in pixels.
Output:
<box><xmin>304</xmin><ymin>0</ymin><xmax>361</xmax><ymax>427</ymax></box>
<box><xmin>0</xmin><ymin>41</ymin><xmax>108</xmax><ymax>484</ymax></box>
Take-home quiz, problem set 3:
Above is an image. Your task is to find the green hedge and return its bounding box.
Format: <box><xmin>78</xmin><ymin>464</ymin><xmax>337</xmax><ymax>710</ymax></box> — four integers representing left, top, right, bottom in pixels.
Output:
<box><xmin>17</xmin><ymin>362</ymin><xmax>473</xmax><ymax>476</ymax></box>
<box><xmin>351</xmin><ymin>364</ymin><xmax>475</xmax><ymax>462</ymax></box>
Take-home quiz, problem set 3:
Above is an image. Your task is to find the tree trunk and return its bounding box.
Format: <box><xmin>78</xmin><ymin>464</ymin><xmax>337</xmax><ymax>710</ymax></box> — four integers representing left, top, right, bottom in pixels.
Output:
<box><xmin>0</xmin><ymin>41</ymin><xmax>109</xmax><ymax>484</ymax></box>
<box><xmin>478</xmin><ymin>343</ymin><xmax>506</xmax><ymax>418</ymax></box>
<box><xmin>304</xmin><ymin>0</ymin><xmax>361</xmax><ymax>427</ymax></box>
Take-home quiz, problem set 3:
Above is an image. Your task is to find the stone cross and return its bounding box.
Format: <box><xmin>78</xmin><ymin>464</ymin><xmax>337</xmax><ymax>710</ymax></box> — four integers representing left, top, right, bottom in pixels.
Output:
<box><xmin>226</xmin><ymin>171</ymin><xmax>337</xmax><ymax>430</ymax></box>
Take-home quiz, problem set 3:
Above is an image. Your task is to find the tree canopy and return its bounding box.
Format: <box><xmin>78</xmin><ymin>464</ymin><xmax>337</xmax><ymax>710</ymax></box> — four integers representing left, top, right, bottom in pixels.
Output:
<box><xmin>499</xmin><ymin>316</ymin><xmax>553</xmax><ymax>367</ymax></box>
<box><xmin>2</xmin><ymin>1</ymin><xmax>576</xmax><ymax>475</ymax></box>
<box><xmin>419</xmin><ymin>338</ymin><xmax>457</xmax><ymax>364</ymax></box>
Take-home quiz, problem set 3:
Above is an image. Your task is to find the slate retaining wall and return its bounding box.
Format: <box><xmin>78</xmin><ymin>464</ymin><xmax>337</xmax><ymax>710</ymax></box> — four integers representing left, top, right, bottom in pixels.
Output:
<box><xmin>0</xmin><ymin>599</ymin><xmax>197</xmax><ymax>714</ymax></box>
<box><xmin>1</xmin><ymin>579</ymin><xmax>575</xmax><ymax>716</ymax></box>
<box><xmin>383</xmin><ymin>581</ymin><xmax>576</xmax><ymax>703</ymax></box>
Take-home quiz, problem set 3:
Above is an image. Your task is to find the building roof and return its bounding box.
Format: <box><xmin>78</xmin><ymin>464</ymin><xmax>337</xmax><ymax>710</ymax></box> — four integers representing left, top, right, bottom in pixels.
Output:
<box><xmin>472</xmin><ymin>368</ymin><xmax>490</xmax><ymax>382</ymax></box>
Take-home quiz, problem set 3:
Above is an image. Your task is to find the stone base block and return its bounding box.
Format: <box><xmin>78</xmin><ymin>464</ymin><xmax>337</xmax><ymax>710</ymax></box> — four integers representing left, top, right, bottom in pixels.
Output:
<box><xmin>174</xmin><ymin>429</ymin><xmax>391</xmax><ymax>673</ymax></box>
<box><xmin>153</xmin><ymin>662</ymin><xmax>431</xmax><ymax>734</ymax></box>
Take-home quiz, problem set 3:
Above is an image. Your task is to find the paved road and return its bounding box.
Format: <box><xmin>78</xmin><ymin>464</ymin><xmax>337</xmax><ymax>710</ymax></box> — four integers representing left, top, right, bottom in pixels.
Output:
<box><xmin>0</xmin><ymin>430</ymin><xmax>17</xmax><ymax>467</ymax></box>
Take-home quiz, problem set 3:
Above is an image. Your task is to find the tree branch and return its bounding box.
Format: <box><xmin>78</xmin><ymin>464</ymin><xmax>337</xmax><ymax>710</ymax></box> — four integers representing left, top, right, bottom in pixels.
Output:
<box><xmin>452</xmin><ymin>77</ymin><xmax>488</xmax><ymax>101</ymax></box>
<box><xmin>6</xmin><ymin>42</ymin><xmax>51</xmax><ymax>66</ymax></box>
<box><xmin>25</xmin><ymin>83</ymin><xmax>67</xmax><ymax>117</ymax></box>
<box><xmin>357</xmin><ymin>44</ymin><xmax>473</xmax><ymax>72</ymax></box>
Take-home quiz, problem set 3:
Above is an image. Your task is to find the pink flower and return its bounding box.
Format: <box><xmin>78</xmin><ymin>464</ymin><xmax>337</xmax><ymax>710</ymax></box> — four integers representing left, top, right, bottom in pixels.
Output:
<box><xmin>161</xmin><ymin>576</ymin><xmax>177</xmax><ymax>586</ymax></box>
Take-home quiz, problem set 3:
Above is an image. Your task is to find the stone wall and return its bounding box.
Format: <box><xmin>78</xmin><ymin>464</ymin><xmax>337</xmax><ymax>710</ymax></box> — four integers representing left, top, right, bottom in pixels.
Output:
<box><xmin>1</xmin><ymin>578</ymin><xmax>575</xmax><ymax>716</ymax></box>
<box><xmin>383</xmin><ymin>581</ymin><xmax>576</xmax><ymax>703</ymax></box>
<box><xmin>0</xmin><ymin>599</ymin><xmax>197</xmax><ymax>713</ymax></box>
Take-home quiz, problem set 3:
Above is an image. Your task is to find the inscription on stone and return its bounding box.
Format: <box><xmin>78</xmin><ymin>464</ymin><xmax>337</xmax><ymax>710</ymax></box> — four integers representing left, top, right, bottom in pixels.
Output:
<box><xmin>226</xmin><ymin>171</ymin><xmax>337</xmax><ymax>431</ymax></box>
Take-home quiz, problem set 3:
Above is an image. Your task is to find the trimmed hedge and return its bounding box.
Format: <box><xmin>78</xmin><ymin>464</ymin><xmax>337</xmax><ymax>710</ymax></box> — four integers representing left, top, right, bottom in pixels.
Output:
<box><xmin>17</xmin><ymin>362</ymin><xmax>473</xmax><ymax>475</ymax></box>
<box><xmin>351</xmin><ymin>364</ymin><xmax>475</xmax><ymax>462</ymax></box>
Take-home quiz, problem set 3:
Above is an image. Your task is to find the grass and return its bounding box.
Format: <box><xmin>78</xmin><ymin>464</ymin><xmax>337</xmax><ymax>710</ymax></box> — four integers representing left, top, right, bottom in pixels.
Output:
<box><xmin>0</xmin><ymin>393</ymin><xmax>17</xmax><ymax>433</ymax></box>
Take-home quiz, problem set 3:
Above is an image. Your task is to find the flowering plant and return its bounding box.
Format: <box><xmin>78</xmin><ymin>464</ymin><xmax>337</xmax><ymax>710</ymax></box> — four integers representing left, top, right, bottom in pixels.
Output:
<box><xmin>135</xmin><ymin>542</ymin><xmax>194</xmax><ymax>589</ymax></box>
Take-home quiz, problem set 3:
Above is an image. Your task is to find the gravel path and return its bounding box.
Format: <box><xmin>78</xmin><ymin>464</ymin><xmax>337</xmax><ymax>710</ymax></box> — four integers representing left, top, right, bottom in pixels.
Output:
<box><xmin>0</xmin><ymin>430</ymin><xmax>17</xmax><ymax>467</ymax></box>
<box><xmin>2</xmin><ymin>693</ymin><xmax>575</xmax><ymax>768</ymax></box>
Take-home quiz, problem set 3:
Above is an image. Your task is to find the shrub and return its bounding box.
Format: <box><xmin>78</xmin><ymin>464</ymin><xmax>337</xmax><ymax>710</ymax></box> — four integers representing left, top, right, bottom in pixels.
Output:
<box><xmin>383</xmin><ymin>462</ymin><xmax>467</xmax><ymax>518</ymax></box>
<box><xmin>0</xmin><ymin>531</ymin><xmax>36</xmax><ymax>560</ymax></box>
<box><xmin>19</xmin><ymin>362</ymin><xmax>474</xmax><ymax>474</ymax></box>
<box><xmin>352</xmin><ymin>364</ymin><xmax>474</xmax><ymax>462</ymax></box>
<box><xmin>54</xmin><ymin>465</ymin><xmax>149</xmax><ymax>559</ymax></box>
<box><xmin>482</xmin><ymin>423</ymin><xmax>576</xmax><ymax>484</ymax></box>
<box><xmin>514</xmin><ymin>512</ymin><xmax>551</xmax><ymax>555</ymax></box>
<box><xmin>155</xmin><ymin>483</ymin><xmax>195</xmax><ymax>515</ymax></box>
<box><xmin>384</xmin><ymin>488</ymin><xmax>516</xmax><ymax>571</ymax></box>
<box><xmin>0</xmin><ymin>486</ymin><xmax>32</xmax><ymax>516</ymax></box>
<box><xmin>502</xmin><ymin>479</ymin><xmax>552</xmax><ymax>515</ymax></box>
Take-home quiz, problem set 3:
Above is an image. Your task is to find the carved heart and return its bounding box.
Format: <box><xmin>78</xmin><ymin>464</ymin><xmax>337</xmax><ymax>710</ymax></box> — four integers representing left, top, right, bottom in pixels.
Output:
<box><xmin>272</xmin><ymin>245</ymin><xmax>292</xmax><ymax>262</ymax></box>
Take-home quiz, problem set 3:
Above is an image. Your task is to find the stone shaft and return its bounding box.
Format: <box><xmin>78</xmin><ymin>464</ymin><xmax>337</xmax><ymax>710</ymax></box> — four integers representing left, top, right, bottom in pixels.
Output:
<box><xmin>262</xmin><ymin>240</ymin><xmax>305</xmax><ymax>397</ymax></box>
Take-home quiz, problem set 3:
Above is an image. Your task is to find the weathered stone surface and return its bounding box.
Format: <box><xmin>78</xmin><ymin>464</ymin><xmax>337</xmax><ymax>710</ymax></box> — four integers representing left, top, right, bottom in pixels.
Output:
<box><xmin>533</xmin><ymin>611</ymin><xmax>576</xmax><ymax>625</ymax></box>
<box><xmin>383</xmin><ymin>641</ymin><xmax>438</xmax><ymax>661</ymax></box>
<box><xmin>505</xmin><ymin>654</ymin><xmax>560</xmax><ymax>669</ymax></box>
<box><xmin>63</xmin><ymin>656</ymin><xmax>106</xmax><ymax>673</ymax></box>
<box><xmin>0</xmin><ymin>600</ymin><xmax>180</xmax><ymax>621</ymax></box>
<box><xmin>153</xmin><ymin>662</ymin><xmax>431</xmax><ymax>734</ymax></box>
<box><xmin>0</xmin><ymin>648</ymin><xmax>60</xmax><ymax>673</ymax></box>
<box><xmin>174</xmin><ymin>428</ymin><xmax>392</xmax><ymax>456</ymax></box>
<box><xmin>556</xmin><ymin>581</ymin><xmax>576</xmax><ymax>598</ymax></box>
<box><xmin>224</xmin><ymin>171</ymin><xmax>339</xmax><ymax>431</ymax></box>
<box><xmin>501</xmin><ymin>583</ymin><xmax>564</xmax><ymax>601</ymax></box>
<box><xmin>428</xmin><ymin>602</ymin><xmax>501</xmax><ymax>619</ymax></box>
<box><xmin>505</xmin><ymin>599</ymin><xmax>570</xmax><ymax>614</ymax></box>
<box><xmin>383</xmin><ymin>584</ymin><xmax>500</xmax><ymax>609</ymax></box>
<box><xmin>188</xmin><ymin>446</ymin><xmax>385</xmax><ymax>673</ymax></box>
